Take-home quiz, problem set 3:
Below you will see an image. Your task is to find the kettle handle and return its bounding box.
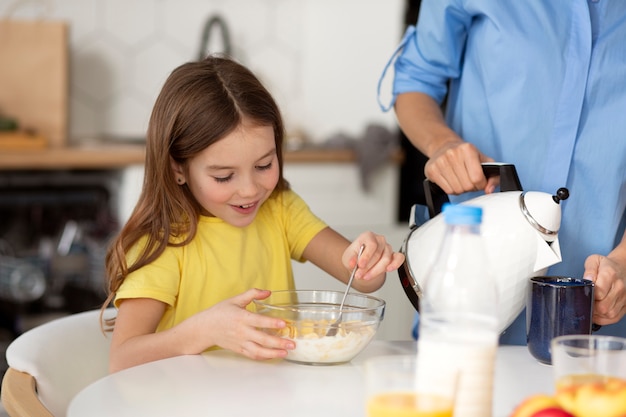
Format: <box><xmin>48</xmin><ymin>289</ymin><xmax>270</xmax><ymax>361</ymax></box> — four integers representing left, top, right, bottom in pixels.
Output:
<box><xmin>423</xmin><ymin>163</ymin><xmax>523</xmax><ymax>218</ymax></box>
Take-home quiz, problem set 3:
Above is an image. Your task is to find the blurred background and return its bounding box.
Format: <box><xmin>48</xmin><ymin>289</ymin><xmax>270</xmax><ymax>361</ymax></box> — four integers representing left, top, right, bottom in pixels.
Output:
<box><xmin>1</xmin><ymin>0</ymin><xmax>404</xmax><ymax>144</ymax></box>
<box><xmin>0</xmin><ymin>2</ymin><xmax>427</xmax><ymax>407</ymax></box>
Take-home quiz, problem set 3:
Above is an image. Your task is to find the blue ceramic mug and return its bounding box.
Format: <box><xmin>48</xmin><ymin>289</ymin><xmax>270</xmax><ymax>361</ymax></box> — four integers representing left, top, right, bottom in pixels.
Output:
<box><xmin>526</xmin><ymin>276</ymin><xmax>594</xmax><ymax>365</ymax></box>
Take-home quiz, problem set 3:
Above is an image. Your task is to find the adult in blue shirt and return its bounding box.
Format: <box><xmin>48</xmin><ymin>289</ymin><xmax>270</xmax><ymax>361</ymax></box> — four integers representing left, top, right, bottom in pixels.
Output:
<box><xmin>379</xmin><ymin>0</ymin><xmax>626</xmax><ymax>344</ymax></box>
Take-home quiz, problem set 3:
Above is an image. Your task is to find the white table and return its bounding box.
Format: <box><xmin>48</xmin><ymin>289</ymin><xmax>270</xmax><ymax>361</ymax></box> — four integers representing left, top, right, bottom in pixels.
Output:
<box><xmin>68</xmin><ymin>341</ymin><xmax>553</xmax><ymax>417</ymax></box>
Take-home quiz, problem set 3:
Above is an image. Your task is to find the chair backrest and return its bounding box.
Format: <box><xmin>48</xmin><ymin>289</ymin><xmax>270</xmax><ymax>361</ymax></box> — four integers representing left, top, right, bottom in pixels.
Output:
<box><xmin>2</xmin><ymin>309</ymin><xmax>113</xmax><ymax>416</ymax></box>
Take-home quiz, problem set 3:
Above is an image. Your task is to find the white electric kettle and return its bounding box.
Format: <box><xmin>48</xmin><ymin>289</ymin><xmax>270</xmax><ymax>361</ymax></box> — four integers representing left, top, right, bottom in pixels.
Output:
<box><xmin>398</xmin><ymin>163</ymin><xmax>569</xmax><ymax>333</ymax></box>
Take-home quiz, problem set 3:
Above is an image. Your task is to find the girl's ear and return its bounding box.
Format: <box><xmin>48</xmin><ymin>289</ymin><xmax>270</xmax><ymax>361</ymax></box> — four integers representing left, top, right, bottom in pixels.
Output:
<box><xmin>170</xmin><ymin>157</ymin><xmax>186</xmax><ymax>185</ymax></box>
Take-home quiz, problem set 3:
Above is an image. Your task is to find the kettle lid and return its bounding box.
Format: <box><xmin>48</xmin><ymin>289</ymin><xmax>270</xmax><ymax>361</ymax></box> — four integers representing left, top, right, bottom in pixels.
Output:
<box><xmin>520</xmin><ymin>187</ymin><xmax>569</xmax><ymax>242</ymax></box>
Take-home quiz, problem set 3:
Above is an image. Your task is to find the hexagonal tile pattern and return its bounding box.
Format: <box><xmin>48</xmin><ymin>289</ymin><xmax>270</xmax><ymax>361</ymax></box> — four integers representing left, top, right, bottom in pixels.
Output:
<box><xmin>0</xmin><ymin>0</ymin><xmax>403</xmax><ymax>142</ymax></box>
<box><xmin>160</xmin><ymin>0</ymin><xmax>225</xmax><ymax>58</ymax></box>
<box><xmin>71</xmin><ymin>35</ymin><xmax>130</xmax><ymax>102</ymax></box>
<box><xmin>106</xmin><ymin>95</ymin><xmax>151</xmax><ymax>139</ymax></box>
<box><xmin>133</xmin><ymin>41</ymin><xmax>190</xmax><ymax>99</ymax></box>
<box><xmin>102</xmin><ymin>0</ymin><xmax>158</xmax><ymax>47</ymax></box>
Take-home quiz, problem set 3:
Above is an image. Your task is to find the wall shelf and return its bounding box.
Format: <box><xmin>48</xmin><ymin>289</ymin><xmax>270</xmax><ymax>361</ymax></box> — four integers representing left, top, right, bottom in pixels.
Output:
<box><xmin>0</xmin><ymin>143</ymin><xmax>146</xmax><ymax>170</ymax></box>
<box><xmin>0</xmin><ymin>144</ymin><xmax>403</xmax><ymax>171</ymax></box>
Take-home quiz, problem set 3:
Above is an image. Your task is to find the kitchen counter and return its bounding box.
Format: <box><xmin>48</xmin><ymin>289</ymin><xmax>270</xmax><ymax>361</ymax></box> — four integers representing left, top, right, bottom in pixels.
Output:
<box><xmin>0</xmin><ymin>143</ymin><xmax>403</xmax><ymax>170</ymax></box>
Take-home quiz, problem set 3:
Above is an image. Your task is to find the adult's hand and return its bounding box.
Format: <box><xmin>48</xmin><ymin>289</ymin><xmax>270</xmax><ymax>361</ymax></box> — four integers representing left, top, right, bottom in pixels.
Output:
<box><xmin>425</xmin><ymin>140</ymin><xmax>497</xmax><ymax>195</ymax></box>
<box><xmin>584</xmin><ymin>253</ymin><xmax>626</xmax><ymax>326</ymax></box>
<box><xmin>394</xmin><ymin>92</ymin><xmax>497</xmax><ymax>195</ymax></box>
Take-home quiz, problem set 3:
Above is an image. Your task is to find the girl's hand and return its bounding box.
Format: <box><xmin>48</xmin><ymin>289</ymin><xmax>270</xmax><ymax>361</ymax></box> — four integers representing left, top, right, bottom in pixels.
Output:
<box><xmin>206</xmin><ymin>288</ymin><xmax>295</xmax><ymax>360</ymax></box>
<box><xmin>109</xmin><ymin>289</ymin><xmax>294</xmax><ymax>372</ymax></box>
<box><xmin>343</xmin><ymin>231</ymin><xmax>405</xmax><ymax>282</ymax></box>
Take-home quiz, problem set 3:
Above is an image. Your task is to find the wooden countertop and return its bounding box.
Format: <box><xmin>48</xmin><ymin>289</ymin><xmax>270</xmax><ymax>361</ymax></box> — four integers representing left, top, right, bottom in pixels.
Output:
<box><xmin>0</xmin><ymin>143</ymin><xmax>146</xmax><ymax>170</ymax></box>
<box><xmin>285</xmin><ymin>146</ymin><xmax>403</xmax><ymax>163</ymax></box>
<box><xmin>0</xmin><ymin>143</ymin><xmax>403</xmax><ymax>170</ymax></box>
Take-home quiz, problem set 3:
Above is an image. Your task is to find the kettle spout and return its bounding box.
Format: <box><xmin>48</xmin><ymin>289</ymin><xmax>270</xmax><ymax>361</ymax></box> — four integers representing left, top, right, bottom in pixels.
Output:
<box><xmin>534</xmin><ymin>233</ymin><xmax>562</xmax><ymax>272</ymax></box>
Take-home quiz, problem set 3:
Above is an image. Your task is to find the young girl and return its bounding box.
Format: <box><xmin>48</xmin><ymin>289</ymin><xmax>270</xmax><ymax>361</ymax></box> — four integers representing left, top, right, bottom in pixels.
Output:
<box><xmin>102</xmin><ymin>55</ymin><xmax>405</xmax><ymax>373</ymax></box>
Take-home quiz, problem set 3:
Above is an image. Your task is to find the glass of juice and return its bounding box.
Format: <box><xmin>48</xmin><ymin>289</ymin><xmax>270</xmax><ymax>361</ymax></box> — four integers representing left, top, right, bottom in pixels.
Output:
<box><xmin>551</xmin><ymin>335</ymin><xmax>626</xmax><ymax>417</ymax></box>
<box><xmin>364</xmin><ymin>355</ymin><xmax>456</xmax><ymax>417</ymax></box>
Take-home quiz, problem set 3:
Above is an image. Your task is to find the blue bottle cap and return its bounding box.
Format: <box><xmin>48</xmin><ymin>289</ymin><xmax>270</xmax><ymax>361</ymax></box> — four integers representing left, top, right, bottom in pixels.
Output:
<box><xmin>442</xmin><ymin>203</ymin><xmax>482</xmax><ymax>225</ymax></box>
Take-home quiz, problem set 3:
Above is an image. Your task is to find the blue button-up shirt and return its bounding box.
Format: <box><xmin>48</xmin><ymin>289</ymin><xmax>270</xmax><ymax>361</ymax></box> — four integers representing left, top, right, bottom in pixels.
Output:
<box><xmin>380</xmin><ymin>0</ymin><xmax>626</xmax><ymax>342</ymax></box>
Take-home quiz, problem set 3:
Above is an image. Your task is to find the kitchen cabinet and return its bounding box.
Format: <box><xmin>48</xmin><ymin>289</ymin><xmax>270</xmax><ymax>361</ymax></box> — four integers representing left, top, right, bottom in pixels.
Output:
<box><xmin>0</xmin><ymin>143</ymin><xmax>145</xmax><ymax>231</ymax></box>
<box><xmin>0</xmin><ymin>144</ymin><xmax>146</xmax><ymax>329</ymax></box>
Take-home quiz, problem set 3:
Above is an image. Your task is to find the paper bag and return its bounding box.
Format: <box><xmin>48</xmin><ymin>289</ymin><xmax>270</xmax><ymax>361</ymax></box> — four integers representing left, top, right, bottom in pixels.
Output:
<box><xmin>0</xmin><ymin>18</ymin><xmax>69</xmax><ymax>148</ymax></box>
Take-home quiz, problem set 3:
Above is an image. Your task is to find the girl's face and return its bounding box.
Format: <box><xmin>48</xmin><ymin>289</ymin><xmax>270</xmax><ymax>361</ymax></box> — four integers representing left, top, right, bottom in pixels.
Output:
<box><xmin>174</xmin><ymin>120</ymin><xmax>280</xmax><ymax>227</ymax></box>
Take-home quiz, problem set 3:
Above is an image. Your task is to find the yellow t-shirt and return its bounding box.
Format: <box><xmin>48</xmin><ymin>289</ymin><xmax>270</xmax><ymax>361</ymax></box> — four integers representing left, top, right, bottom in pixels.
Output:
<box><xmin>114</xmin><ymin>189</ymin><xmax>327</xmax><ymax>332</ymax></box>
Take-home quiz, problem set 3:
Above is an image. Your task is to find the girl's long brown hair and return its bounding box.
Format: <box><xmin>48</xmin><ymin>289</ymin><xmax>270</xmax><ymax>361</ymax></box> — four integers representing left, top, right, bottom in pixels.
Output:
<box><xmin>101</xmin><ymin>55</ymin><xmax>288</xmax><ymax>329</ymax></box>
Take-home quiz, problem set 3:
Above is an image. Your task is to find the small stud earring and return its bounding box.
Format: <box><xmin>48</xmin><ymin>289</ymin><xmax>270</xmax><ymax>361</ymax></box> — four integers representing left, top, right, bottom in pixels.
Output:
<box><xmin>177</xmin><ymin>178</ymin><xmax>183</xmax><ymax>184</ymax></box>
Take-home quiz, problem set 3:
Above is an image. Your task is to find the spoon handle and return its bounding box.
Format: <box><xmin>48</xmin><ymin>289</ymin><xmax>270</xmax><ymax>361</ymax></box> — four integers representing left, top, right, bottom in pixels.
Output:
<box><xmin>338</xmin><ymin>244</ymin><xmax>366</xmax><ymax>310</ymax></box>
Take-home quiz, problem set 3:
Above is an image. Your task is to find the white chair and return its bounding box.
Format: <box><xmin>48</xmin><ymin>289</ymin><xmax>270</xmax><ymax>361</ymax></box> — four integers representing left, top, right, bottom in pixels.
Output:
<box><xmin>1</xmin><ymin>308</ymin><xmax>113</xmax><ymax>417</ymax></box>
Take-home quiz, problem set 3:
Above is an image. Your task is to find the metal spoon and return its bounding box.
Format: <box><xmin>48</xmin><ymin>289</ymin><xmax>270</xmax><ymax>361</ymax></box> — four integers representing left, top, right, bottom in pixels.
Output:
<box><xmin>326</xmin><ymin>244</ymin><xmax>365</xmax><ymax>337</ymax></box>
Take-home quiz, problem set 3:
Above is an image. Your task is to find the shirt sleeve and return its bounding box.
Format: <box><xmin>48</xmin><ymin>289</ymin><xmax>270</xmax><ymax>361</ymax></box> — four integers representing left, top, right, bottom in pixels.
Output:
<box><xmin>393</xmin><ymin>0</ymin><xmax>471</xmax><ymax>104</ymax></box>
<box><xmin>114</xmin><ymin>240</ymin><xmax>182</xmax><ymax>308</ymax></box>
<box><xmin>279</xmin><ymin>190</ymin><xmax>328</xmax><ymax>262</ymax></box>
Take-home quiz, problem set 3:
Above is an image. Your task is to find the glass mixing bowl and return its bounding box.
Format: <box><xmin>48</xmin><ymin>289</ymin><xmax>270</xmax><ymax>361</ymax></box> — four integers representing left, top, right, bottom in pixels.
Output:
<box><xmin>253</xmin><ymin>289</ymin><xmax>385</xmax><ymax>365</ymax></box>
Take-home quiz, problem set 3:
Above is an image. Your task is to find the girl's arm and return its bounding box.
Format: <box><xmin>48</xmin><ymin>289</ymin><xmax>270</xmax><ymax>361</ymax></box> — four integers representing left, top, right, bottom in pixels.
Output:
<box><xmin>109</xmin><ymin>290</ymin><xmax>294</xmax><ymax>373</ymax></box>
<box><xmin>302</xmin><ymin>227</ymin><xmax>405</xmax><ymax>294</ymax></box>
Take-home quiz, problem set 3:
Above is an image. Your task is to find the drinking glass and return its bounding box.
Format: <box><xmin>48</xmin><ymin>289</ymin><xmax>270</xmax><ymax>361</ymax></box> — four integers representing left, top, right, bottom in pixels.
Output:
<box><xmin>364</xmin><ymin>355</ymin><xmax>456</xmax><ymax>417</ymax></box>
<box><xmin>551</xmin><ymin>335</ymin><xmax>626</xmax><ymax>417</ymax></box>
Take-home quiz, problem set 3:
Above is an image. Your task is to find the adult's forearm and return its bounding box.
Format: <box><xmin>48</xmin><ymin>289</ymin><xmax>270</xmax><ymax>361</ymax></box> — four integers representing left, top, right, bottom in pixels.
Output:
<box><xmin>394</xmin><ymin>92</ymin><xmax>462</xmax><ymax>158</ymax></box>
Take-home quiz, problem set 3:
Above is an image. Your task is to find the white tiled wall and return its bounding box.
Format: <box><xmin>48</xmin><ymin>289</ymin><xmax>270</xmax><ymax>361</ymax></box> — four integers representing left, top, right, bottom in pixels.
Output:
<box><xmin>0</xmin><ymin>0</ymin><xmax>404</xmax><ymax>144</ymax></box>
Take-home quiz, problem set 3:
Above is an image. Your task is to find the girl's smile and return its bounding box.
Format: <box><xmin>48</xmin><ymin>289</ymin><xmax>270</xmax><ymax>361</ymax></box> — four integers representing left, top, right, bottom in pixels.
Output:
<box><xmin>173</xmin><ymin>119</ymin><xmax>279</xmax><ymax>227</ymax></box>
<box><xmin>231</xmin><ymin>201</ymin><xmax>259</xmax><ymax>215</ymax></box>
